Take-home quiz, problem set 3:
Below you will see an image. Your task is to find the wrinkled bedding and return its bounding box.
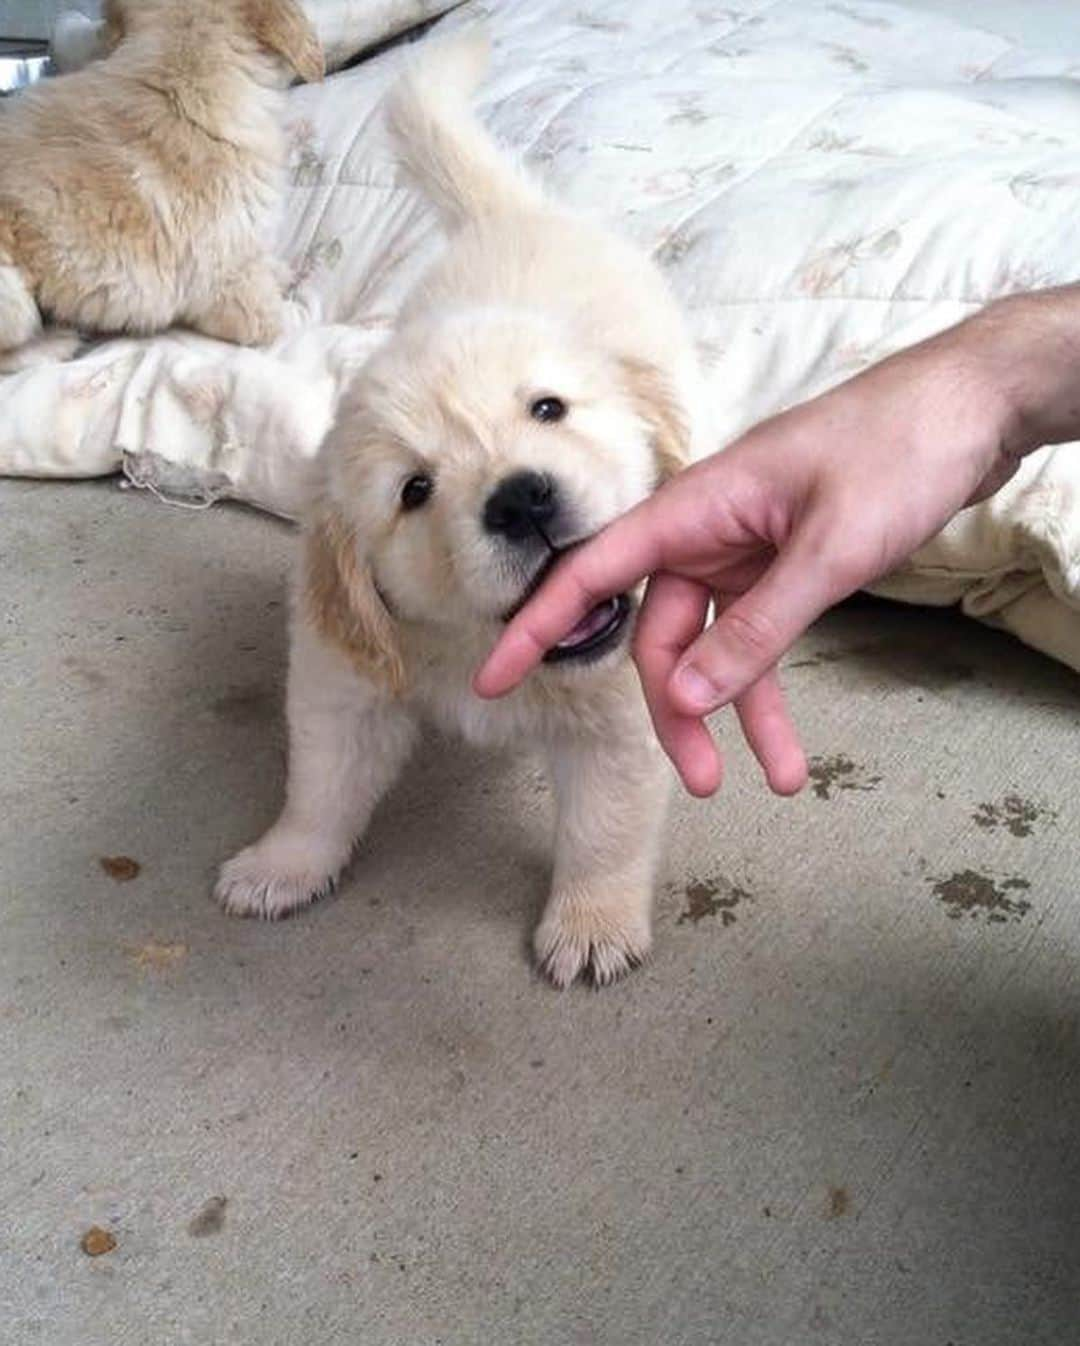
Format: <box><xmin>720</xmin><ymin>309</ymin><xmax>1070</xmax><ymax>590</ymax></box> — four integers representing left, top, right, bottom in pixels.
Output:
<box><xmin>4</xmin><ymin>0</ymin><xmax>1080</xmax><ymax>670</ymax></box>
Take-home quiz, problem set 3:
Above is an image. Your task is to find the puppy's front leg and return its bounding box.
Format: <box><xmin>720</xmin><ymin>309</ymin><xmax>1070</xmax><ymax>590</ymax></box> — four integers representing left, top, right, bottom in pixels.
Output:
<box><xmin>0</xmin><ymin>251</ymin><xmax>41</xmax><ymax>355</ymax></box>
<box><xmin>536</xmin><ymin>704</ymin><xmax>671</xmax><ymax>988</ymax></box>
<box><xmin>216</xmin><ymin>621</ymin><xmax>416</xmax><ymax>919</ymax></box>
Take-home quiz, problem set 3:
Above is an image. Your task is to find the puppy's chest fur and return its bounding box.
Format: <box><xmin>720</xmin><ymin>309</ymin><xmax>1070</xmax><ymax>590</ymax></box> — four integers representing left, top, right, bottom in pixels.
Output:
<box><xmin>400</xmin><ymin>633</ymin><xmax>639</xmax><ymax>752</ymax></box>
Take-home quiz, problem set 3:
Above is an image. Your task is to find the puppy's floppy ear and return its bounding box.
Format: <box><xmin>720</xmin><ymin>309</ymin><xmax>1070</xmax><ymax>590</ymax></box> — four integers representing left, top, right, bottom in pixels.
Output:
<box><xmin>619</xmin><ymin>356</ymin><xmax>692</xmax><ymax>486</ymax></box>
<box><xmin>304</xmin><ymin>506</ymin><xmax>406</xmax><ymax>694</ymax></box>
<box><xmin>101</xmin><ymin>0</ymin><xmax>129</xmax><ymax>49</ymax></box>
<box><xmin>244</xmin><ymin>0</ymin><xmax>325</xmax><ymax>83</ymax></box>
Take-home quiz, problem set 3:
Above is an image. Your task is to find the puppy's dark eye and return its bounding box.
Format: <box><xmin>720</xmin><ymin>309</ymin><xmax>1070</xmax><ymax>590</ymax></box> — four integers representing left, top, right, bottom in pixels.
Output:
<box><xmin>529</xmin><ymin>396</ymin><xmax>568</xmax><ymax>424</ymax></box>
<box><xmin>400</xmin><ymin>474</ymin><xmax>433</xmax><ymax>511</ymax></box>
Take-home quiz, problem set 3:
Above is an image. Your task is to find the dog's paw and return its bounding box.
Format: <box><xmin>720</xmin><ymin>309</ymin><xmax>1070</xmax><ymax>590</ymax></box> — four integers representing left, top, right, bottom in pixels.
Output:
<box><xmin>186</xmin><ymin>272</ymin><xmax>283</xmax><ymax>348</ymax></box>
<box><xmin>534</xmin><ymin>896</ymin><xmax>651</xmax><ymax>989</ymax></box>
<box><xmin>214</xmin><ymin>832</ymin><xmax>340</xmax><ymax>920</ymax></box>
<box><xmin>234</xmin><ymin>301</ymin><xmax>283</xmax><ymax>348</ymax></box>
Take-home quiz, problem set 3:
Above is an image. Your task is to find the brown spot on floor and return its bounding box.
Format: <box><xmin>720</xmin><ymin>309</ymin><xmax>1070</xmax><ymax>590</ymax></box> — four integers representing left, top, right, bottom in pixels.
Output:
<box><xmin>211</xmin><ymin>684</ymin><xmax>277</xmax><ymax>725</ymax></box>
<box><xmin>187</xmin><ymin>1195</ymin><xmax>227</xmax><ymax>1238</ymax></box>
<box><xmin>931</xmin><ymin>869</ymin><xmax>1031</xmax><ymax>923</ymax></box>
<box><xmin>677</xmin><ymin>877</ymin><xmax>752</xmax><ymax>927</ymax></box>
<box><xmin>126</xmin><ymin>939</ymin><xmax>189</xmax><ymax>972</ymax></box>
<box><xmin>62</xmin><ymin>656</ymin><xmax>108</xmax><ymax>691</ymax></box>
<box><xmin>99</xmin><ymin>855</ymin><xmax>141</xmax><ymax>882</ymax></box>
<box><xmin>807</xmin><ymin>754</ymin><xmax>882</xmax><ymax>800</ymax></box>
<box><xmin>80</xmin><ymin>1226</ymin><xmax>117</xmax><ymax>1256</ymax></box>
<box><xmin>827</xmin><ymin>1186</ymin><xmax>850</xmax><ymax>1219</ymax></box>
<box><xmin>973</xmin><ymin>793</ymin><xmax>1056</xmax><ymax>838</ymax></box>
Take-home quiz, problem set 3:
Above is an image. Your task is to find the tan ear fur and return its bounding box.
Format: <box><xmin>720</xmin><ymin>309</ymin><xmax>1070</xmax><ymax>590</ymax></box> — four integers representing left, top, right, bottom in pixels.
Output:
<box><xmin>245</xmin><ymin>0</ymin><xmax>325</xmax><ymax>83</ymax></box>
<box><xmin>620</xmin><ymin>356</ymin><xmax>691</xmax><ymax>486</ymax></box>
<box><xmin>304</xmin><ymin>507</ymin><xmax>406</xmax><ymax>694</ymax></box>
<box><xmin>101</xmin><ymin>0</ymin><xmax>128</xmax><ymax>50</ymax></box>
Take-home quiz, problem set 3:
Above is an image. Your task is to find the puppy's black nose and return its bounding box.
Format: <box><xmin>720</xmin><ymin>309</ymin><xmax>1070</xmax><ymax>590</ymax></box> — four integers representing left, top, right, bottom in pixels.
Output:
<box><xmin>483</xmin><ymin>470</ymin><xmax>558</xmax><ymax>543</ymax></box>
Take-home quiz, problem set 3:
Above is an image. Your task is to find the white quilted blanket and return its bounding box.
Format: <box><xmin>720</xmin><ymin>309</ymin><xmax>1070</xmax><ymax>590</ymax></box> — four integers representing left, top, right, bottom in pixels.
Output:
<box><xmin>4</xmin><ymin>0</ymin><xmax>1080</xmax><ymax>670</ymax></box>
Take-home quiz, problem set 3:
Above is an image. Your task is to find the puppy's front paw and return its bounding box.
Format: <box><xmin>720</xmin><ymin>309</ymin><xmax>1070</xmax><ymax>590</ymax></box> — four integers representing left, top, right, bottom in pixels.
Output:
<box><xmin>186</xmin><ymin>271</ymin><xmax>283</xmax><ymax>348</ymax></box>
<box><xmin>534</xmin><ymin>893</ymin><xmax>652</xmax><ymax>989</ymax></box>
<box><xmin>215</xmin><ymin>830</ymin><xmax>341</xmax><ymax>920</ymax></box>
<box><xmin>234</xmin><ymin>299</ymin><xmax>283</xmax><ymax>348</ymax></box>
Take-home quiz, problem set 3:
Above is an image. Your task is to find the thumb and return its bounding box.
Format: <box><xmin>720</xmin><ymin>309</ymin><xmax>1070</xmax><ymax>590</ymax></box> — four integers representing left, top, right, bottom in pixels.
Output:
<box><xmin>668</xmin><ymin>535</ymin><xmax>853</xmax><ymax>714</ymax></box>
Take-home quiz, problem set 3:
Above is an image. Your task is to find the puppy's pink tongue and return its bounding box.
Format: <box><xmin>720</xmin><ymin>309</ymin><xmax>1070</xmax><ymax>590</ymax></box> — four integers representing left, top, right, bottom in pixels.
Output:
<box><xmin>556</xmin><ymin>599</ymin><xmax>616</xmax><ymax>650</ymax></box>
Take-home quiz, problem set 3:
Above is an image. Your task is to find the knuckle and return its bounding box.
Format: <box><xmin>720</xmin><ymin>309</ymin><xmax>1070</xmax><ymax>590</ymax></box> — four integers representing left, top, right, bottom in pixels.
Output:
<box><xmin>721</xmin><ymin>603</ymin><xmax>782</xmax><ymax>660</ymax></box>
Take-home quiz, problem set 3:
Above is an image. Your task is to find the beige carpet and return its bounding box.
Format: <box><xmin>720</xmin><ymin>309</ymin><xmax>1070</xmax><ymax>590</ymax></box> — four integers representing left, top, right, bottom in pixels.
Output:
<box><xmin>2</xmin><ymin>478</ymin><xmax>1078</xmax><ymax>1345</ymax></box>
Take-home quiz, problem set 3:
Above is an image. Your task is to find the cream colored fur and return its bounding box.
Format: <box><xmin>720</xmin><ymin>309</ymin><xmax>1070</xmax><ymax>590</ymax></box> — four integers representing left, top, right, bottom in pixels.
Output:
<box><xmin>0</xmin><ymin>0</ymin><xmax>324</xmax><ymax>361</ymax></box>
<box><xmin>216</xmin><ymin>34</ymin><xmax>703</xmax><ymax>987</ymax></box>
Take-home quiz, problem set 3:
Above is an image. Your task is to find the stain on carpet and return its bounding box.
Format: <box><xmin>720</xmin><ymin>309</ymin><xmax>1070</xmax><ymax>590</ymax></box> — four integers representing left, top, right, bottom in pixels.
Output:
<box><xmin>80</xmin><ymin>1226</ymin><xmax>117</xmax><ymax>1257</ymax></box>
<box><xmin>973</xmin><ymin>794</ymin><xmax>1056</xmax><ymax>838</ymax></box>
<box><xmin>807</xmin><ymin>754</ymin><xmax>882</xmax><ymax>800</ymax></box>
<box><xmin>187</xmin><ymin>1196</ymin><xmax>227</xmax><ymax>1238</ymax></box>
<box><xmin>677</xmin><ymin>877</ymin><xmax>752</xmax><ymax>927</ymax></box>
<box><xmin>62</xmin><ymin>656</ymin><xmax>108</xmax><ymax>691</ymax></box>
<box><xmin>211</xmin><ymin>684</ymin><xmax>277</xmax><ymax>725</ymax></box>
<box><xmin>931</xmin><ymin>869</ymin><xmax>1031</xmax><ymax>923</ymax></box>
<box><xmin>827</xmin><ymin>1186</ymin><xmax>850</xmax><ymax>1219</ymax></box>
<box><xmin>100</xmin><ymin>855</ymin><xmax>141</xmax><ymax>882</ymax></box>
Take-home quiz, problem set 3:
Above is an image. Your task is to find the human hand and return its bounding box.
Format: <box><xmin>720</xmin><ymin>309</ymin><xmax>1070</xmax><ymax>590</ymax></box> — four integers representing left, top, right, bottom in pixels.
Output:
<box><xmin>475</xmin><ymin>295</ymin><xmax>1065</xmax><ymax>796</ymax></box>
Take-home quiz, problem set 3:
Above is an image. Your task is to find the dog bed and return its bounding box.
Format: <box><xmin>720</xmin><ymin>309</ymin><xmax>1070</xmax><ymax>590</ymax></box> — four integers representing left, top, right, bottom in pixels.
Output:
<box><xmin>3</xmin><ymin>0</ymin><xmax>1080</xmax><ymax>672</ymax></box>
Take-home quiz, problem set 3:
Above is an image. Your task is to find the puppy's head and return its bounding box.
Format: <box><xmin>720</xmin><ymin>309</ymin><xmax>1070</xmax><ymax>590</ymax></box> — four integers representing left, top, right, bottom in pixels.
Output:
<box><xmin>240</xmin><ymin>0</ymin><xmax>324</xmax><ymax>84</ymax></box>
<box><xmin>103</xmin><ymin>0</ymin><xmax>324</xmax><ymax>85</ymax></box>
<box><xmin>307</xmin><ymin>312</ymin><xmax>690</xmax><ymax>691</ymax></box>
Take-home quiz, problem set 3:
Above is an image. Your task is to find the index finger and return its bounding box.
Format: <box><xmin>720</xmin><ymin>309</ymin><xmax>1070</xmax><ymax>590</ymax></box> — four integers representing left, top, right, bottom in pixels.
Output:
<box><xmin>473</xmin><ymin>496</ymin><xmax>665</xmax><ymax>698</ymax></box>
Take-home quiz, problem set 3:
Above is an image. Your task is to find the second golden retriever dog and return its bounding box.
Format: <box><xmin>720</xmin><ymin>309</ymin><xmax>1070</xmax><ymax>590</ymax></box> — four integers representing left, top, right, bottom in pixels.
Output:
<box><xmin>216</xmin><ymin>35</ymin><xmax>704</xmax><ymax>986</ymax></box>
<box><xmin>0</xmin><ymin>0</ymin><xmax>323</xmax><ymax>364</ymax></box>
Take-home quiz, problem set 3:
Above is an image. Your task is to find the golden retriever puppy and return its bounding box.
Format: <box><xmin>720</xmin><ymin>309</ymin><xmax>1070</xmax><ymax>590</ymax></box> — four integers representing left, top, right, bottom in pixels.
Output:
<box><xmin>0</xmin><ymin>0</ymin><xmax>323</xmax><ymax>361</ymax></box>
<box><xmin>215</xmin><ymin>35</ymin><xmax>703</xmax><ymax>987</ymax></box>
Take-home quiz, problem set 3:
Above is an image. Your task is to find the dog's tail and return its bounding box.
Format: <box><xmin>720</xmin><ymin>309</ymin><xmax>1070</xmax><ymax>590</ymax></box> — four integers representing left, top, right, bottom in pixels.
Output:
<box><xmin>385</xmin><ymin>30</ymin><xmax>543</xmax><ymax>231</ymax></box>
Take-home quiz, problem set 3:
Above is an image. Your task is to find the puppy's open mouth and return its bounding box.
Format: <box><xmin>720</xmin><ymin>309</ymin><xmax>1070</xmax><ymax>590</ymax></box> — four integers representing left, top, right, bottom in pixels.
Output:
<box><xmin>544</xmin><ymin>591</ymin><xmax>631</xmax><ymax>663</ymax></box>
<box><xmin>504</xmin><ymin>551</ymin><xmax>632</xmax><ymax>665</ymax></box>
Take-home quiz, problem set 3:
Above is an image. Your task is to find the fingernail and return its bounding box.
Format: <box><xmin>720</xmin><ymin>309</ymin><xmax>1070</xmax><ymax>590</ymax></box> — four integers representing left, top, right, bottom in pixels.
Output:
<box><xmin>672</xmin><ymin>663</ymin><xmax>722</xmax><ymax>713</ymax></box>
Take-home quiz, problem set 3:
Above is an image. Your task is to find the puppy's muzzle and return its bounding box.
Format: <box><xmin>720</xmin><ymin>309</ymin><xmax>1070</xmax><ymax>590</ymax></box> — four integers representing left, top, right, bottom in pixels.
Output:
<box><xmin>483</xmin><ymin>469</ymin><xmax>559</xmax><ymax>544</ymax></box>
<box><xmin>488</xmin><ymin>470</ymin><xmax>632</xmax><ymax>665</ymax></box>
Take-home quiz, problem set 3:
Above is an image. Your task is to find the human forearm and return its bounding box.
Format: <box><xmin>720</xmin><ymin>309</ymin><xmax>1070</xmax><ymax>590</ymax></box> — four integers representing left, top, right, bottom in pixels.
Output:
<box><xmin>968</xmin><ymin>284</ymin><xmax>1080</xmax><ymax>458</ymax></box>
